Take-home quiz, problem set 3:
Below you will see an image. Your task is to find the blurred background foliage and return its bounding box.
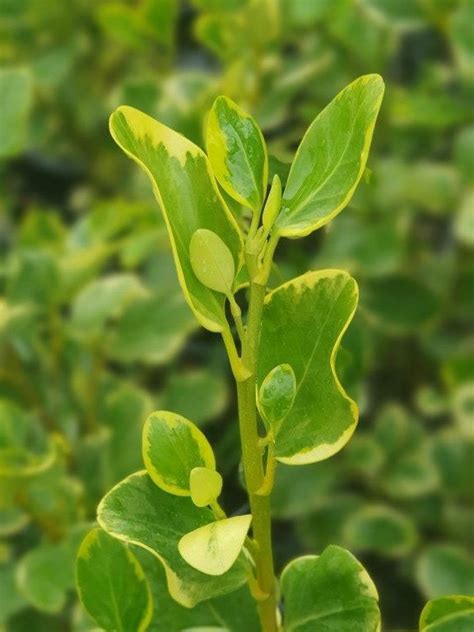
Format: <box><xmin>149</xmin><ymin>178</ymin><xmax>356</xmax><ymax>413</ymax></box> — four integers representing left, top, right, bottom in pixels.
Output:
<box><xmin>0</xmin><ymin>0</ymin><xmax>473</xmax><ymax>630</ymax></box>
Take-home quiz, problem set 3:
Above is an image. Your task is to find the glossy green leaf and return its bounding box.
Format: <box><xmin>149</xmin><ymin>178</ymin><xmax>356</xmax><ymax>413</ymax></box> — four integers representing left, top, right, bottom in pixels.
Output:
<box><xmin>0</xmin><ymin>67</ymin><xmax>32</xmax><ymax>157</ymax></box>
<box><xmin>262</xmin><ymin>174</ymin><xmax>282</xmax><ymax>232</ymax></box>
<box><xmin>190</xmin><ymin>467</ymin><xmax>223</xmax><ymax>507</ymax></box>
<box><xmin>281</xmin><ymin>545</ymin><xmax>380</xmax><ymax>631</ymax></box>
<box><xmin>206</xmin><ymin>96</ymin><xmax>268</xmax><ymax>212</ymax></box>
<box><xmin>178</xmin><ymin>515</ymin><xmax>251</xmax><ymax>576</ymax></box>
<box><xmin>258</xmin><ymin>363</ymin><xmax>296</xmax><ymax>434</ymax></box>
<box><xmin>97</xmin><ymin>471</ymin><xmax>248</xmax><ymax>607</ymax></box>
<box><xmin>275</xmin><ymin>74</ymin><xmax>384</xmax><ymax>237</ymax></box>
<box><xmin>142</xmin><ymin>411</ymin><xmax>215</xmax><ymax>496</ymax></box>
<box><xmin>343</xmin><ymin>504</ymin><xmax>417</xmax><ymax>557</ymax></box>
<box><xmin>109</xmin><ymin>105</ymin><xmax>244</xmax><ymax>332</ymax></box>
<box><xmin>189</xmin><ymin>229</ymin><xmax>235</xmax><ymax>294</ymax></box>
<box><xmin>76</xmin><ymin>528</ymin><xmax>152</xmax><ymax>632</ymax></box>
<box><xmin>419</xmin><ymin>596</ymin><xmax>474</xmax><ymax>632</ymax></box>
<box><xmin>416</xmin><ymin>545</ymin><xmax>474</xmax><ymax>598</ymax></box>
<box><xmin>258</xmin><ymin>270</ymin><xmax>359</xmax><ymax>464</ymax></box>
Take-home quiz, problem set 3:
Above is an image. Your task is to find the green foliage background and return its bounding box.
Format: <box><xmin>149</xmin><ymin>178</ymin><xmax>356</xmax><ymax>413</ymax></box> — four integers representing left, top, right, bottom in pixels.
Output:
<box><xmin>1</xmin><ymin>1</ymin><xmax>473</xmax><ymax>629</ymax></box>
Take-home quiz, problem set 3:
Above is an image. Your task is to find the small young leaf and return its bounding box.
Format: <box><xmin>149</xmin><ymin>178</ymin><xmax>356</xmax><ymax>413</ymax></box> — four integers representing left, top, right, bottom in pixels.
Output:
<box><xmin>275</xmin><ymin>74</ymin><xmax>384</xmax><ymax>237</ymax></box>
<box><xmin>207</xmin><ymin>96</ymin><xmax>268</xmax><ymax>211</ymax></box>
<box><xmin>178</xmin><ymin>515</ymin><xmax>252</xmax><ymax>576</ymax></box>
<box><xmin>142</xmin><ymin>411</ymin><xmax>216</xmax><ymax>496</ymax></box>
<box><xmin>98</xmin><ymin>472</ymin><xmax>248</xmax><ymax>607</ymax></box>
<box><xmin>262</xmin><ymin>174</ymin><xmax>282</xmax><ymax>233</ymax></box>
<box><xmin>258</xmin><ymin>270</ymin><xmax>359</xmax><ymax>464</ymax></box>
<box><xmin>109</xmin><ymin>106</ymin><xmax>244</xmax><ymax>333</ymax></box>
<box><xmin>281</xmin><ymin>545</ymin><xmax>380</xmax><ymax>631</ymax></box>
<box><xmin>258</xmin><ymin>363</ymin><xmax>296</xmax><ymax>434</ymax></box>
<box><xmin>76</xmin><ymin>528</ymin><xmax>152</xmax><ymax>632</ymax></box>
<box><xmin>190</xmin><ymin>229</ymin><xmax>235</xmax><ymax>295</ymax></box>
<box><xmin>190</xmin><ymin>467</ymin><xmax>223</xmax><ymax>508</ymax></box>
<box><xmin>420</xmin><ymin>595</ymin><xmax>474</xmax><ymax>631</ymax></box>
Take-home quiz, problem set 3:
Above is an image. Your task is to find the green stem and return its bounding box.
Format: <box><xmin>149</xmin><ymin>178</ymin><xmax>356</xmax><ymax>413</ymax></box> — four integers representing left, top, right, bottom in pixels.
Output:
<box><xmin>237</xmin><ymin>278</ymin><xmax>278</xmax><ymax>631</ymax></box>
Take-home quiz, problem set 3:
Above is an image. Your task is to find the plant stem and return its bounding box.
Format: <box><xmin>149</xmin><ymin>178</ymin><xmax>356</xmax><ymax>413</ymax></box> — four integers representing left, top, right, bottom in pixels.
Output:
<box><xmin>237</xmin><ymin>279</ymin><xmax>278</xmax><ymax>631</ymax></box>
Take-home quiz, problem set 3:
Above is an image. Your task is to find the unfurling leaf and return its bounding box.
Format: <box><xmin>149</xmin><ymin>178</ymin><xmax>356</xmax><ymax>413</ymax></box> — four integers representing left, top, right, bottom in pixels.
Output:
<box><xmin>109</xmin><ymin>106</ymin><xmax>244</xmax><ymax>332</ymax></box>
<box><xmin>419</xmin><ymin>595</ymin><xmax>474</xmax><ymax>631</ymax></box>
<box><xmin>258</xmin><ymin>270</ymin><xmax>359</xmax><ymax>464</ymax></box>
<box><xmin>178</xmin><ymin>515</ymin><xmax>252</xmax><ymax>576</ymax></box>
<box><xmin>275</xmin><ymin>74</ymin><xmax>385</xmax><ymax>237</ymax></box>
<box><xmin>142</xmin><ymin>411</ymin><xmax>215</xmax><ymax>496</ymax></box>
<box><xmin>76</xmin><ymin>528</ymin><xmax>152</xmax><ymax>632</ymax></box>
<box><xmin>258</xmin><ymin>363</ymin><xmax>296</xmax><ymax>435</ymax></box>
<box><xmin>262</xmin><ymin>174</ymin><xmax>282</xmax><ymax>233</ymax></box>
<box><xmin>190</xmin><ymin>229</ymin><xmax>235</xmax><ymax>295</ymax></box>
<box><xmin>190</xmin><ymin>467</ymin><xmax>223</xmax><ymax>508</ymax></box>
<box><xmin>98</xmin><ymin>472</ymin><xmax>248</xmax><ymax>607</ymax></box>
<box><xmin>281</xmin><ymin>545</ymin><xmax>381</xmax><ymax>631</ymax></box>
<box><xmin>207</xmin><ymin>96</ymin><xmax>268</xmax><ymax>212</ymax></box>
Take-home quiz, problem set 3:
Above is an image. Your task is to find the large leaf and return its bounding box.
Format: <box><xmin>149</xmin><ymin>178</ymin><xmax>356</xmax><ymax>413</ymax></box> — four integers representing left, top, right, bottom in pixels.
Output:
<box><xmin>97</xmin><ymin>471</ymin><xmax>248</xmax><ymax>607</ymax></box>
<box><xmin>207</xmin><ymin>96</ymin><xmax>268</xmax><ymax>211</ymax></box>
<box><xmin>419</xmin><ymin>596</ymin><xmax>474</xmax><ymax>632</ymax></box>
<box><xmin>109</xmin><ymin>106</ymin><xmax>244</xmax><ymax>332</ymax></box>
<box><xmin>142</xmin><ymin>411</ymin><xmax>216</xmax><ymax>496</ymax></box>
<box><xmin>136</xmin><ymin>549</ymin><xmax>260</xmax><ymax>632</ymax></box>
<box><xmin>257</xmin><ymin>270</ymin><xmax>359</xmax><ymax>464</ymax></box>
<box><xmin>76</xmin><ymin>528</ymin><xmax>152</xmax><ymax>632</ymax></box>
<box><xmin>281</xmin><ymin>545</ymin><xmax>380</xmax><ymax>631</ymax></box>
<box><xmin>275</xmin><ymin>74</ymin><xmax>384</xmax><ymax>237</ymax></box>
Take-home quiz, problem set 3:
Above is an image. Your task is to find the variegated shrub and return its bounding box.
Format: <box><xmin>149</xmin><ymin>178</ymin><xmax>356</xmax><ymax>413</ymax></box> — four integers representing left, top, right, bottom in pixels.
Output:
<box><xmin>75</xmin><ymin>75</ymin><xmax>471</xmax><ymax>631</ymax></box>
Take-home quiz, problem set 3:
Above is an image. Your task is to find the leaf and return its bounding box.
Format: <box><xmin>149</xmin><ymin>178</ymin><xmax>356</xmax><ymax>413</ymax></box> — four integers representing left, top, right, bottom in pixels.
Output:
<box><xmin>178</xmin><ymin>515</ymin><xmax>252</xmax><ymax>576</ymax></box>
<box><xmin>343</xmin><ymin>504</ymin><xmax>418</xmax><ymax>557</ymax></box>
<box><xmin>189</xmin><ymin>229</ymin><xmax>235</xmax><ymax>294</ymax></box>
<box><xmin>76</xmin><ymin>528</ymin><xmax>152</xmax><ymax>632</ymax></box>
<box><xmin>142</xmin><ymin>411</ymin><xmax>216</xmax><ymax>496</ymax></box>
<box><xmin>206</xmin><ymin>95</ymin><xmax>268</xmax><ymax>211</ymax></box>
<box><xmin>97</xmin><ymin>471</ymin><xmax>248</xmax><ymax>607</ymax></box>
<box><xmin>275</xmin><ymin>74</ymin><xmax>384</xmax><ymax>237</ymax></box>
<box><xmin>0</xmin><ymin>564</ymin><xmax>26</xmax><ymax>624</ymax></box>
<box><xmin>109</xmin><ymin>105</ymin><xmax>244</xmax><ymax>332</ymax></box>
<box><xmin>136</xmin><ymin>548</ymin><xmax>260</xmax><ymax>632</ymax></box>
<box><xmin>106</xmin><ymin>293</ymin><xmax>197</xmax><ymax>365</ymax></box>
<box><xmin>159</xmin><ymin>369</ymin><xmax>228</xmax><ymax>427</ymax></box>
<box><xmin>416</xmin><ymin>545</ymin><xmax>474</xmax><ymax>599</ymax></box>
<box><xmin>190</xmin><ymin>467</ymin><xmax>223</xmax><ymax>507</ymax></box>
<box><xmin>0</xmin><ymin>67</ymin><xmax>33</xmax><ymax>158</ymax></box>
<box><xmin>16</xmin><ymin>523</ymin><xmax>90</xmax><ymax>614</ymax></box>
<box><xmin>257</xmin><ymin>270</ymin><xmax>359</xmax><ymax>464</ymax></box>
<box><xmin>361</xmin><ymin>275</ymin><xmax>440</xmax><ymax>334</ymax></box>
<box><xmin>419</xmin><ymin>596</ymin><xmax>474</xmax><ymax>632</ymax></box>
<box><xmin>262</xmin><ymin>174</ymin><xmax>282</xmax><ymax>232</ymax></box>
<box><xmin>281</xmin><ymin>545</ymin><xmax>380</xmax><ymax>631</ymax></box>
<box><xmin>70</xmin><ymin>274</ymin><xmax>147</xmax><ymax>337</ymax></box>
<box><xmin>258</xmin><ymin>364</ymin><xmax>296</xmax><ymax>435</ymax></box>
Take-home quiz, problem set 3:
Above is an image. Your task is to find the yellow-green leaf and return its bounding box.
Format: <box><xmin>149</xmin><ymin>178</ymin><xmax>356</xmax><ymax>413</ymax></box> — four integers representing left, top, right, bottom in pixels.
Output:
<box><xmin>142</xmin><ymin>411</ymin><xmax>215</xmax><ymax>496</ymax></box>
<box><xmin>207</xmin><ymin>96</ymin><xmax>268</xmax><ymax>211</ymax></box>
<box><xmin>419</xmin><ymin>595</ymin><xmax>474</xmax><ymax>631</ymax></box>
<box><xmin>178</xmin><ymin>515</ymin><xmax>252</xmax><ymax>576</ymax></box>
<box><xmin>190</xmin><ymin>467</ymin><xmax>223</xmax><ymax>508</ymax></box>
<box><xmin>76</xmin><ymin>528</ymin><xmax>152</xmax><ymax>632</ymax></box>
<box><xmin>190</xmin><ymin>229</ymin><xmax>235</xmax><ymax>294</ymax></box>
<box><xmin>109</xmin><ymin>105</ymin><xmax>244</xmax><ymax>332</ymax></box>
<box><xmin>275</xmin><ymin>74</ymin><xmax>384</xmax><ymax>237</ymax></box>
<box><xmin>258</xmin><ymin>363</ymin><xmax>296</xmax><ymax>435</ymax></box>
<box><xmin>258</xmin><ymin>270</ymin><xmax>359</xmax><ymax>464</ymax></box>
